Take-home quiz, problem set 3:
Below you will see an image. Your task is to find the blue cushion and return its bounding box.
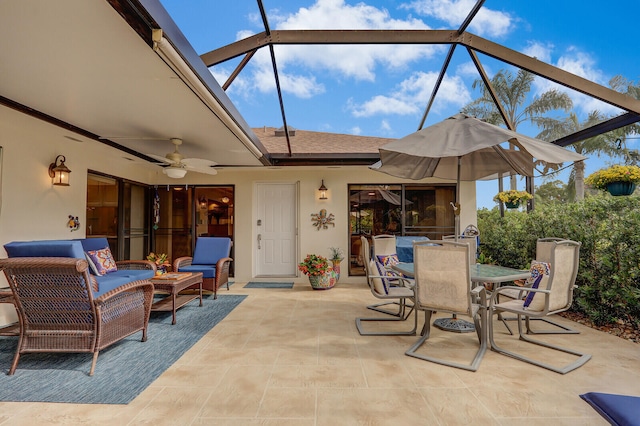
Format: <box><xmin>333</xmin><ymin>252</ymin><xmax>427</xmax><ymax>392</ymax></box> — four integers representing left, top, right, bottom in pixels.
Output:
<box><xmin>4</xmin><ymin>240</ymin><xmax>85</xmax><ymax>259</ymax></box>
<box><xmin>93</xmin><ymin>269</ymin><xmax>155</xmax><ymax>297</ymax></box>
<box><xmin>78</xmin><ymin>238</ymin><xmax>110</xmax><ymax>252</ymax></box>
<box><xmin>109</xmin><ymin>269</ymin><xmax>155</xmax><ymax>281</ymax></box>
<box><xmin>192</xmin><ymin>237</ymin><xmax>231</xmax><ymax>265</ymax></box>
<box><xmin>178</xmin><ymin>264</ymin><xmax>216</xmax><ymax>279</ymax></box>
<box><xmin>580</xmin><ymin>392</ymin><xmax>640</xmax><ymax>426</ymax></box>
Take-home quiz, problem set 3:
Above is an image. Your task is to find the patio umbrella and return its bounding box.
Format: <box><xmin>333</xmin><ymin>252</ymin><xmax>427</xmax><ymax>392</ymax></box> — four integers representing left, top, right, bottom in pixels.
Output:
<box><xmin>371</xmin><ymin>113</ymin><xmax>585</xmax><ymax>333</ymax></box>
<box><xmin>371</xmin><ymin>113</ymin><xmax>585</xmax><ymax>236</ymax></box>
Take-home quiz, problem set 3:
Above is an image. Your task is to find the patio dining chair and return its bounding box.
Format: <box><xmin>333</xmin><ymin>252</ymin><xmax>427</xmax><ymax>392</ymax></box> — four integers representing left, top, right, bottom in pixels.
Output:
<box><xmin>488</xmin><ymin>238</ymin><xmax>591</xmax><ymax>374</ymax></box>
<box><xmin>405</xmin><ymin>240</ymin><xmax>488</xmax><ymax>371</ymax></box>
<box><xmin>356</xmin><ymin>236</ymin><xmax>417</xmax><ymax>336</ymax></box>
<box><xmin>498</xmin><ymin>237</ymin><xmax>582</xmax><ymax>335</ymax></box>
<box><xmin>372</xmin><ymin>234</ymin><xmax>397</xmax><ymax>259</ymax></box>
<box><xmin>361</xmin><ymin>236</ymin><xmax>412</xmax><ymax>316</ymax></box>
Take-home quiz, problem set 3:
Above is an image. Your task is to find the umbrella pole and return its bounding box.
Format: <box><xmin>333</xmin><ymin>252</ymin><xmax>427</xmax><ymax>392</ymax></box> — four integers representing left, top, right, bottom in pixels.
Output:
<box><xmin>455</xmin><ymin>156</ymin><xmax>461</xmax><ymax>242</ymax></box>
<box><xmin>435</xmin><ymin>156</ymin><xmax>476</xmax><ymax>333</ymax></box>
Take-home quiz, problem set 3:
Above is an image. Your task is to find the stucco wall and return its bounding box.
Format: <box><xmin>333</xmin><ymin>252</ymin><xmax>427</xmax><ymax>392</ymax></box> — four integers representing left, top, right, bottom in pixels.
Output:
<box><xmin>212</xmin><ymin>167</ymin><xmax>476</xmax><ymax>284</ymax></box>
<box><xmin>0</xmin><ymin>105</ymin><xmax>478</xmax><ymax>322</ymax></box>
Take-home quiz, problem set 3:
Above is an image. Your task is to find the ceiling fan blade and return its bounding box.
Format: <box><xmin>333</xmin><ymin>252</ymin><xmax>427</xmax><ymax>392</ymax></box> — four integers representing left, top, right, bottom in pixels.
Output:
<box><xmin>146</xmin><ymin>153</ymin><xmax>175</xmax><ymax>164</ymax></box>
<box><xmin>181</xmin><ymin>158</ymin><xmax>218</xmax><ymax>168</ymax></box>
<box><xmin>185</xmin><ymin>165</ymin><xmax>218</xmax><ymax>175</ymax></box>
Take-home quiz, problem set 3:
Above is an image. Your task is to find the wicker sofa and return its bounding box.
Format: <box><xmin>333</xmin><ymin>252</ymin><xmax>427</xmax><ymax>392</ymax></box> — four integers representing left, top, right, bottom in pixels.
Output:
<box><xmin>0</xmin><ymin>238</ymin><xmax>156</xmax><ymax>375</ymax></box>
<box><xmin>4</xmin><ymin>238</ymin><xmax>156</xmax><ymax>296</ymax></box>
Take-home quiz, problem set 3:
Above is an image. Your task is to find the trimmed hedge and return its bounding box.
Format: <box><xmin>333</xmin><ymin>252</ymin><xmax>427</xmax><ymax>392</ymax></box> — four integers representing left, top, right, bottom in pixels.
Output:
<box><xmin>477</xmin><ymin>196</ymin><xmax>640</xmax><ymax>327</ymax></box>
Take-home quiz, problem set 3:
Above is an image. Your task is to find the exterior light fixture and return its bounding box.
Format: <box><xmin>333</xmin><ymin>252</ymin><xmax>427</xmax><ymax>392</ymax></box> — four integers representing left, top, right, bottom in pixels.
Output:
<box><xmin>318</xmin><ymin>180</ymin><xmax>328</xmax><ymax>200</ymax></box>
<box><xmin>48</xmin><ymin>155</ymin><xmax>71</xmax><ymax>186</ymax></box>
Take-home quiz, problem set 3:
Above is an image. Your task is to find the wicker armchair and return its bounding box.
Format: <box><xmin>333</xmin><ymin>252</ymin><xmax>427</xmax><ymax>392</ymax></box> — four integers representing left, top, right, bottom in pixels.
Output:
<box><xmin>173</xmin><ymin>237</ymin><xmax>232</xmax><ymax>299</ymax></box>
<box><xmin>0</xmin><ymin>257</ymin><xmax>154</xmax><ymax>376</ymax></box>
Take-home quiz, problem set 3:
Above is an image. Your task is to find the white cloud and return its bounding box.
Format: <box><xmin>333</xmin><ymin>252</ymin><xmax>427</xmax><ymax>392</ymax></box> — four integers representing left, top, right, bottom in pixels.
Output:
<box><xmin>402</xmin><ymin>0</ymin><xmax>514</xmax><ymax>38</ymax></box>
<box><xmin>380</xmin><ymin>120</ymin><xmax>392</xmax><ymax>133</ymax></box>
<box><xmin>233</xmin><ymin>0</ymin><xmax>443</xmax><ymax>98</ymax></box>
<box><xmin>350</xmin><ymin>126</ymin><xmax>362</xmax><ymax>135</ymax></box>
<box><xmin>456</xmin><ymin>61</ymin><xmax>481</xmax><ymax>78</ymax></box>
<box><xmin>278</xmin><ymin>73</ymin><xmax>325</xmax><ymax>98</ymax></box>
<box><xmin>530</xmin><ymin>46</ymin><xmax>622</xmax><ymax>116</ymax></box>
<box><xmin>351</xmin><ymin>95</ymin><xmax>419</xmax><ymax>117</ymax></box>
<box><xmin>268</xmin><ymin>0</ymin><xmax>440</xmax><ymax>81</ymax></box>
<box><xmin>522</xmin><ymin>41</ymin><xmax>553</xmax><ymax>63</ymax></box>
<box><xmin>349</xmin><ymin>71</ymin><xmax>471</xmax><ymax>117</ymax></box>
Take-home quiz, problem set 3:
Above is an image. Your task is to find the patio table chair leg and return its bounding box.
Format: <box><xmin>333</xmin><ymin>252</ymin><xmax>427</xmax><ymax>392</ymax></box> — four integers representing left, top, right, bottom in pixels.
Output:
<box><xmin>356</xmin><ymin>299</ymin><xmax>417</xmax><ymax>336</ymax></box>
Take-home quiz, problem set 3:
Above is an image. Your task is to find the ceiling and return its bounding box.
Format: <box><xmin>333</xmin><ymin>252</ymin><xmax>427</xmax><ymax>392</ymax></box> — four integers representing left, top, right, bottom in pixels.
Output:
<box><xmin>0</xmin><ymin>0</ymin><xmax>267</xmax><ymax>173</ymax></box>
<box><xmin>1</xmin><ymin>0</ymin><xmax>639</xmax><ymax>172</ymax></box>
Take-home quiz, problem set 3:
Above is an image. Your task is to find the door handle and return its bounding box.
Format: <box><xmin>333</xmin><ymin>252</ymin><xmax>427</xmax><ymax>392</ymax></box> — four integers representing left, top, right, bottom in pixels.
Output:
<box><xmin>257</xmin><ymin>234</ymin><xmax>262</xmax><ymax>249</ymax></box>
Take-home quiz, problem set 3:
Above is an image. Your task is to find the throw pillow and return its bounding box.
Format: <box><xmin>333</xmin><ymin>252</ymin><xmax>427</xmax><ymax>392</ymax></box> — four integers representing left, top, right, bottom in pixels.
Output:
<box><xmin>375</xmin><ymin>259</ymin><xmax>404</xmax><ymax>293</ymax></box>
<box><xmin>523</xmin><ymin>260</ymin><xmax>551</xmax><ymax>311</ymax></box>
<box><xmin>86</xmin><ymin>247</ymin><xmax>118</xmax><ymax>275</ymax></box>
<box><xmin>376</xmin><ymin>253</ymin><xmax>399</xmax><ymax>267</ymax></box>
<box><xmin>85</xmin><ymin>252</ymin><xmax>103</xmax><ymax>276</ymax></box>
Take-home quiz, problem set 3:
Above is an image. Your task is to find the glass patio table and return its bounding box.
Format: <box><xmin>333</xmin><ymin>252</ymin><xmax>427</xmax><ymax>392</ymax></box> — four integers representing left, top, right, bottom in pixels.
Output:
<box><xmin>392</xmin><ymin>263</ymin><xmax>530</xmax><ymax>332</ymax></box>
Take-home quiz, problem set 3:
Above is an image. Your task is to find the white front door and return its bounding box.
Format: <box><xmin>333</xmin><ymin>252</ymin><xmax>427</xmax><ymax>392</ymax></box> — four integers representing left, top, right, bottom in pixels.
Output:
<box><xmin>256</xmin><ymin>182</ymin><xmax>298</xmax><ymax>276</ymax></box>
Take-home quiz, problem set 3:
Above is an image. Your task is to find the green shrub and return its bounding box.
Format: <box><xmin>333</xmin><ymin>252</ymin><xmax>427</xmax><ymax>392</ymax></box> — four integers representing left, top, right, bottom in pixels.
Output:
<box><xmin>478</xmin><ymin>197</ymin><xmax>640</xmax><ymax>327</ymax></box>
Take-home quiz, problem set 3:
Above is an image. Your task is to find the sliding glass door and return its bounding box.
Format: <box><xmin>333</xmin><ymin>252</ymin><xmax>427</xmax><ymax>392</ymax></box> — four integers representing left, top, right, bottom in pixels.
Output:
<box><xmin>348</xmin><ymin>184</ymin><xmax>455</xmax><ymax>276</ymax></box>
<box><xmin>152</xmin><ymin>185</ymin><xmax>234</xmax><ymax>273</ymax></box>
<box><xmin>86</xmin><ymin>172</ymin><xmax>149</xmax><ymax>260</ymax></box>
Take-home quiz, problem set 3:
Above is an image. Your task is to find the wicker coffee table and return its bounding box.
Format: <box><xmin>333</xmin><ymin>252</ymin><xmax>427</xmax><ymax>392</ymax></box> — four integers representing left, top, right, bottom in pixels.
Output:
<box><xmin>150</xmin><ymin>272</ymin><xmax>203</xmax><ymax>324</ymax></box>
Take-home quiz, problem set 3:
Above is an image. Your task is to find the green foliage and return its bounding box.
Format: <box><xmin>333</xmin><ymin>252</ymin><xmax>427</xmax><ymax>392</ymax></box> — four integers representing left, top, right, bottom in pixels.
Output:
<box><xmin>478</xmin><ymin>197</ymin><xmax>640</xmax><ymax>327</ymax></box>
<box><xmin>535</xmin><ymin>179</ymin><xmax>569</xmax><ymax>204</ymax></box>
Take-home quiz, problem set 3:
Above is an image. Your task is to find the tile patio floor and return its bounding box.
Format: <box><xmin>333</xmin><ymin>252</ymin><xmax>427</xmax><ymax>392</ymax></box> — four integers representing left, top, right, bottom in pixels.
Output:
<box><xmin>1</xmin><ymin>281</ymin><xmax>639</xmax><ymax>425</ymax></box>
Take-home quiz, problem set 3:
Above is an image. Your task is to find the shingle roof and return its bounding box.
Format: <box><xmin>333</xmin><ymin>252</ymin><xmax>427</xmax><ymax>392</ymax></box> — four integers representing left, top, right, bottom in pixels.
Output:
<box><xmin>252</xmin><ymin>127</ymin><xmax>394</xmax><ymax>154</ymax></box>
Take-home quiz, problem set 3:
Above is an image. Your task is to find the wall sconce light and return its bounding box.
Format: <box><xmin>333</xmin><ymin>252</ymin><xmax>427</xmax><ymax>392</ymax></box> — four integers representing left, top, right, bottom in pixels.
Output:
<box><xmin>318</xmin><ymin>179</ymin><xmax>328</xmax><ymax>200</ymax></box>
<box><xmin>48</xmin><ymin>155</ymin><xmax>71</xmax><ymax>186</ymax></box>
<box><xmin>221</xmin><ymin>196</ymin><xmax>230</xmax><ymax>204</ymax></box>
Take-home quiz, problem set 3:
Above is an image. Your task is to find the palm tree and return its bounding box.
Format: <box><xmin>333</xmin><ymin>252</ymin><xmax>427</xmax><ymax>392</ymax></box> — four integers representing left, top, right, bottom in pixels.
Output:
<box><xmin>536</xmin><ymin>111</ymin><xmax>620</xmax><ymax>200</ymax></box>
<box><xmin>462</xmin><ymin>69</ymin><xmax>573</xmax><ymax>189</ymax></box>
<box><xmin>536</xmin><ymin>76</ymin><xmax>640</xmax><ymax>200</ymax></box>
<box><xmin>608</xmin><ymin>76</ymin><xmax>640</xmax><ymax>165</ymax></box>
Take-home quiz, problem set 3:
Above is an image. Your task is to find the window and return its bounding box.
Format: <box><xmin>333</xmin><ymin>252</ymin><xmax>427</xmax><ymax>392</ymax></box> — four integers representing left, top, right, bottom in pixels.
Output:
<box><xmin>348</xmin><ymin>184</ymin><xmax>455</xmax><ymax>276</ymax></box>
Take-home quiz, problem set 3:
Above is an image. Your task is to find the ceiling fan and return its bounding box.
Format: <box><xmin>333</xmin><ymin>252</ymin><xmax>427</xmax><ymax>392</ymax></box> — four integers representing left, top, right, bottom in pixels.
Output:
<box><xmin>146</xmin><ymin>138</ymin><xmax>218</xmax><ymax>178</ymax></box>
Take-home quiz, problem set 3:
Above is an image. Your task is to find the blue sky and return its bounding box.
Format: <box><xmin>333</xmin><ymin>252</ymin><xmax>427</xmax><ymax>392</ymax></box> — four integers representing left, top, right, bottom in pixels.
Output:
<box><xmin>159</xmin><ymin>0</ymin><xmax>639</xmax><ymax>208</ymax></box>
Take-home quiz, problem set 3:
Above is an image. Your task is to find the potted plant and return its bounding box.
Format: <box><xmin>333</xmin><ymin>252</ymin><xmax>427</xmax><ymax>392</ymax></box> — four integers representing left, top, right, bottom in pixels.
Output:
<box><xmin>147</xmin><ymin>252</ymin><xmax>170</xmax><ymax>275</ymax></box>
<box><xmin>493</xmin><ymin>190</ymin><xmax>533</xmax><ymax>209</ymax></box>
<box><xmin>328</xmin><ymin>247</ymin><xmax>344</xmax><ymax>282</ymax></box>
<box><xmin>298</xmin><ymin>254</ymin><xmax>337</xmax><ymax>290</ymax></box>
<box><xmin>585</xmin><ymin>164</ymin><xmax>640</xmax><ymax>196</ymax></box>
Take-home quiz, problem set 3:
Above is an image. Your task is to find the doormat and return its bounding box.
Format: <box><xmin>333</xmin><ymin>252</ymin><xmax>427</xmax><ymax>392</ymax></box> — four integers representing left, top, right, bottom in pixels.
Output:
<box><xmin>244</xmin><ymin>281</ymin><xmax>294</xmax><ymax>289</ymax></box>
<box><xmin>0</xmin><ymin>295</ymin><xmax>246</xmax><ymax>404</ymax></box>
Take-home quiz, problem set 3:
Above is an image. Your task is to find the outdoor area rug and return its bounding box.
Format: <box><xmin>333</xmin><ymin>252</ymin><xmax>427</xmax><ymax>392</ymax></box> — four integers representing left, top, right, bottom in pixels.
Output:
<box><xmin>0</xmin><ymin>294</ymin><xmax>246</xmax><ymax>404</ymax></box>
<box><xmin>244</xmin><ymin>281</ymin><xmax>294</xmax><ymax>289</ymax></box>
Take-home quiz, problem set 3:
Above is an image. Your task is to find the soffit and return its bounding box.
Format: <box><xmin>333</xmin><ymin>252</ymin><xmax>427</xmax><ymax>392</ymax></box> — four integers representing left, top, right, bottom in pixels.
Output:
<box><xmin>0</xmin><ymin>0</ymin><xmax>264</xmax><ymax>169</ymax></box>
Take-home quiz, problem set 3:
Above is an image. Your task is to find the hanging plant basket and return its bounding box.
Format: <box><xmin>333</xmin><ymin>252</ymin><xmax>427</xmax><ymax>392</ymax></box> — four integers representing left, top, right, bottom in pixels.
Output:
<box><xmin>586</xmin><ymin>165</ymin><xmax>640</xmax><ymax>196</ymax></box>
<box><xmin>606</xmin><ymin>181</ymin><xmax>636</xmax><ymax>196</ymax></box>
<box><xmin>493</xmin><ymin>190</ymin><xmax>532</xmax><ymax>208</ymax></box>
<box><xmin>505</xmin><ymin>201</ymin><xmax>520</xmax><ymax>209</ymax></box>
